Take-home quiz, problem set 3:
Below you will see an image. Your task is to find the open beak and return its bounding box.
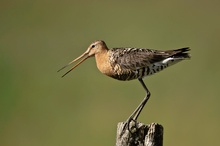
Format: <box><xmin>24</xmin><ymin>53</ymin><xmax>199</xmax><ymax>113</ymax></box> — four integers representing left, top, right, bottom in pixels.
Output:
<box><xmin>58</xmin><ymin>50</ymin><xmax>90</xmax><ymax>77</ymax></box>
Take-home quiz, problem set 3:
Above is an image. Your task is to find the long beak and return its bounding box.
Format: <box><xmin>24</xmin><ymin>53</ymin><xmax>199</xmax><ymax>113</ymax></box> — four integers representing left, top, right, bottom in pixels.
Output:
<box><xmin>58</xmin><ymin>51</ymin><xmax>90</xmax><ymax>77</ymax></box>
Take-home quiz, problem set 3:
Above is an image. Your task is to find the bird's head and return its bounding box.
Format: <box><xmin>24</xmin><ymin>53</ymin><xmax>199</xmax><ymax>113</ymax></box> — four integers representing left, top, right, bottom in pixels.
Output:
<box><xmin>87</xmin><ymin>40</ymin><xmax>108</xmax><ymax>56</ymax></box>
<box><xmin>58</xmin><ymin>40</ymin><xmax>108</xmax><ymax>77</ymax></box>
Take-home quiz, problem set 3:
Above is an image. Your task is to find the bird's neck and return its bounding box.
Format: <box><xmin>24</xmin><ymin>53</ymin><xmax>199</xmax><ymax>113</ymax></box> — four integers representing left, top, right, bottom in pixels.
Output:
<box><xmin>95</xmin><ymin>50</ymin><xmax>114</xmax><ymax>77</ymax></box>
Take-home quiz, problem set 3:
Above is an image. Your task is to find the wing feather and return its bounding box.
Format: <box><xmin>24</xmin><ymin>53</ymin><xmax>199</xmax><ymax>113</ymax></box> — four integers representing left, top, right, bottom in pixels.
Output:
<box><xmin>110</xmin><ymin>48</ymin><xmax>170</xmax><ymax>70</ymax></box>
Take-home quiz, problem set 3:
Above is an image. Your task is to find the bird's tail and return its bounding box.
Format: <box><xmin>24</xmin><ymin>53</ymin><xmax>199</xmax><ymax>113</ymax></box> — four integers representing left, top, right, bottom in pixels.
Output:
<box><xmin>160</xmin><ymin>47</ymin><xmax>190</xmax><ymax>66</ymax></box>
<box><xmin>143</xmin><ymin>47</ymin><xmax>191</xmax><ymax>77</ymax></box>
<box><xmin>170</xmin><ymin>47</ymin><xmax>191</xmax><ymax>59</ymax></box>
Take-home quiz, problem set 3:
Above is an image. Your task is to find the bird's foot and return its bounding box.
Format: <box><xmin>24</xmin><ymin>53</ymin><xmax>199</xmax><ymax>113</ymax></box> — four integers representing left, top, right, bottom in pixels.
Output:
<box><xmin>120</xmin><ymin>117</ymin><xmax>138</xmax><ymax>137</ymax></box>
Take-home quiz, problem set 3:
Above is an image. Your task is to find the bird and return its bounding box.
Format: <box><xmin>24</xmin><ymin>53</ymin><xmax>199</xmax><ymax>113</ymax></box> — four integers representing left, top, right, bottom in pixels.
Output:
<box><xmin>58</xmin><ymin>40</ymin><xmax>190</xmax><ymax>129</ymax></box>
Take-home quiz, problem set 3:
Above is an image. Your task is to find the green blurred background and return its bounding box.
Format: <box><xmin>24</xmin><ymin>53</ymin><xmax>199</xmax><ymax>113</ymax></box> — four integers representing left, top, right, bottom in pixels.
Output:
<box><xmin>1</xmin><ymin>0</ymin><xmax>220</xmax><ymax>146</ymax></box>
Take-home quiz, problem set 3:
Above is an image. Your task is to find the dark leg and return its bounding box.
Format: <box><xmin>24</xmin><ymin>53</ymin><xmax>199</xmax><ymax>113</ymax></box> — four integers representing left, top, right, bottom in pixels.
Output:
<box><xmin>122</xmin><ymin>78</ymin><xmax>151</xmax><ymax>134</ymax></box>
<box><xmin>121</xmin><ymin>78</ymin><xmax>150</xmax><ymax>135</ymax></box>
<box><xmin>128</xmin><ymin>78</ymin><xmax>151</xmax><ymax>121</ymax></box>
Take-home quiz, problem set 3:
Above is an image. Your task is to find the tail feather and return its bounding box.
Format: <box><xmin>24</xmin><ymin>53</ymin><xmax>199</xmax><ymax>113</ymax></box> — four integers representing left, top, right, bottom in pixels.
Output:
<box><xmin>160</xmin><ymin>47</ymin><xmax>190</xmax><ymax>65</ymax></box>
<box><xmin>171</xmin><ymin>47</ymin><xmax>191</xmax><ymax>59</ymax></box>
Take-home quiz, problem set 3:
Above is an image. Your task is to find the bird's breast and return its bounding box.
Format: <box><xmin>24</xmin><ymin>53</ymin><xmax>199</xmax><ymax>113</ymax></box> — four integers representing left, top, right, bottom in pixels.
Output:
<box><xmin>95</xmin><ymin>52</ymin><xmax>115</xmax><ymax>77</ymax></box>
<box><xmin>95</xmin><ymin>52</ymin><xmax>137</xmax><ymax>81</ymax></box>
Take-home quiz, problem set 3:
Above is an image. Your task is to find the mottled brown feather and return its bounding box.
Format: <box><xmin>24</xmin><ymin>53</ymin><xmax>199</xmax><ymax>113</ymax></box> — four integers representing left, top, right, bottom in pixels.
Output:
<box><xmin>91</xmin><ymin>41</ymin><xmax>190</xmax><ymax>81</ymax></box>
<box><xmin>108</xmin><ymin>47</ymin><xmax>189</xmax><ymax>71</ymax></box>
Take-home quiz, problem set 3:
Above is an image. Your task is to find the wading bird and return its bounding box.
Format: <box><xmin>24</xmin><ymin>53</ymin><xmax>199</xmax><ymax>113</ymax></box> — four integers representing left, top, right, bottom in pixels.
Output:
<box><xmin>58</xmin><ymin>40</ymin><xmax>190</xmax><ymax>128</ymax></box>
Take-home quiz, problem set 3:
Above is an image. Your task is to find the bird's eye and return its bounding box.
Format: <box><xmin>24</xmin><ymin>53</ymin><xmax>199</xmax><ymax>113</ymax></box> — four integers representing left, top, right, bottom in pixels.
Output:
<box><xmin>91</xmin><ymin>45</ymin><xmax>95</xmax><ymax>48</ymax></box>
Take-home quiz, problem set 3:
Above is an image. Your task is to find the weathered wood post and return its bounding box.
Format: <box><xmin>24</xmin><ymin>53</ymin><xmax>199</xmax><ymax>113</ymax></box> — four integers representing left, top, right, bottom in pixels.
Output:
<box><xmin>116</xmin><ymin>121</ymin><xmax>163</xmax><ymax>146</ymax></box>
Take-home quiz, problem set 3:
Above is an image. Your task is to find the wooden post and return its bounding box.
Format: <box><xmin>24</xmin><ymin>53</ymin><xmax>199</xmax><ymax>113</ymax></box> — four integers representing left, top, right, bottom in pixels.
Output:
<box><xmin>116</xmin><ymin>121</ymin><xmax>163</xmax><ymax>146</ymax></box>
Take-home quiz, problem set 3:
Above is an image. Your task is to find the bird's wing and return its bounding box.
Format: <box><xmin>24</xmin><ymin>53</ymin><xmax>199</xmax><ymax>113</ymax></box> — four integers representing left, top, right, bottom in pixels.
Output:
<box><xmin>110</xmin><ymin>48</ymin><xmax>171</xmax><ymax>70</ymax></box>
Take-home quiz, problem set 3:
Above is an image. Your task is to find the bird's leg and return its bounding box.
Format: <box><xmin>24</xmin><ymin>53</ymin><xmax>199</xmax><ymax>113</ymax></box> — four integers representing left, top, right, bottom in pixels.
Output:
<box><xmin>122</xmin><ymin>78</ymin><xmax>151</xmax><ymax>134</ymax></box>
<box><xmin>132</xmin><ymin>78</ymin><xmax>151</xmax><ymax>120</ymax></box>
